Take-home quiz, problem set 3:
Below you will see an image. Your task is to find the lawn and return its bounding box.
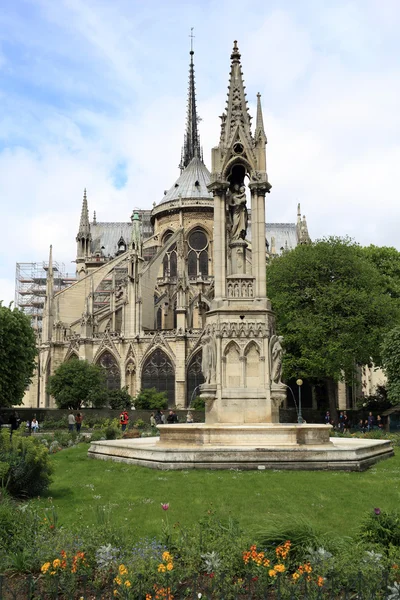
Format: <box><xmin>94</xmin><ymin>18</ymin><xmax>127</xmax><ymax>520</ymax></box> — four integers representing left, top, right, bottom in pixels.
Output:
<box><xmin>33</xmin><ymin>444</ymin><xmax>400</xmax><ymax>540</ymax></box>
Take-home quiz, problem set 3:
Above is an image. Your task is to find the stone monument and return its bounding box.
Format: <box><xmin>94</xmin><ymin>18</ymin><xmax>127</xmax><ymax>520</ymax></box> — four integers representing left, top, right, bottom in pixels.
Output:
<box><xmin>88</xmin><ymin>42</ymin><xmax>393</xmax><ymax>470</ymax></box>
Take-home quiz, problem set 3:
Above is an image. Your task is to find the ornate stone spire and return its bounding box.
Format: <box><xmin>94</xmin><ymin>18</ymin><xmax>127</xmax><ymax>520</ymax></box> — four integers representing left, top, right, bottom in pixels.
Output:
<box><xmin>77</xmin><ymin>188</ymin><xmax>90</xmax><ymax>236</ymax></box>
<box><xmin>220</xmin><ymin>40</ymin><xmax>252</xmax><ymax>147</ymax></box>
<box><xmin>254</xmin><ymin>93</ymin><xmax>267</xmax><ymax>143</ymax></box>
<box><xmin>130</xmin><ymin>210</ymin><xmax>142</xmax><ymax>254</ymax></box>
<box><xmin>180</xmin><ymin>32</ymin><xmax>201</xmax><ymax>173</ymax></box>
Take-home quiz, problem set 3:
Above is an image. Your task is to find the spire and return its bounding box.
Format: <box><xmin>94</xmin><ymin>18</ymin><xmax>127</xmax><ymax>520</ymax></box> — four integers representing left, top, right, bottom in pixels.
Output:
<box><xmin>180</xmin><ymin>29</ymin><xmax>201</xmax><ymax>173</ymax></box>
<box><xmin>220</xmin><ymin>40</ymin><xmax>252</xmax><ymax>147</ymax></box>
<box><xmin>93</xmin><ymin>210</ymin><xmax>97</xmax><ymax>225</ymax></box>
<box><xmin>47</xmin><ymin>244</ymin><xmax>53</xmax><ymax>279</ymax></box>
<box><xmin>254</xmin><ymin>93</ymin><xmax>267</xmax><ymax>143</ymax></box>
<box><xmin>130</xmin><ymin>210</ymin><xmax>142</xmax><ymax>255</ymax></box>
<box><xmin>297</xmin><ymin>203</ymin><xmax>302</xmax><ymax>225</ymax></box>
<box><xmin>78</xmin><ymin>188</ymin><xmax>90</xmax><ymax>236</ymax></box>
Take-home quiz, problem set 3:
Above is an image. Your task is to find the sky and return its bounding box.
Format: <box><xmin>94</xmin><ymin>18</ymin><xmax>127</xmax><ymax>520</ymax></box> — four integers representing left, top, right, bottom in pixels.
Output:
<box><xmin>1</xmin><ymin>0</ymin><xmax>400</xmax><ymax>306</ymax></box>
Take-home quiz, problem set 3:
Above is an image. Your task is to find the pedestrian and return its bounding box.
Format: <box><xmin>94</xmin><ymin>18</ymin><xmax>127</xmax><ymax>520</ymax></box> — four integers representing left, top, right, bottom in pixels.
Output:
<box><xmin>358</xmin><ymin>419</ymin><xmax>365</xmax><ymax>433</ymax></box>
<box><xmin>68</xmin><ymin>411</ymin><xmax>75</xmax><ymax>432</ymax></box>
<box><xmin>367</xmin><ymin>412</ymin><xmax>374</xmax><ymax>431</ymax></box>
<box><xmin>324</xmin><ymin>411</ymin><xmax>330</xmax><ymax>425</ymax></box>
<box><xmin>343</xmin><ymin>411</ymin><xmax>350</xmax><ymax>433</ymax></box>
<box><xmin>31</xmin><ymin>417</ymin><xmax>39</xmax><ymax>433</ymax></box>
<box><xmin>154</xmin><ymin>410</ymin><xmax>162</xmax><ymax>425</ymax></box>
<box><xmin>377</xmin><ymin>415</ymin><xmax>383</xmax><ymax>430</ymax></box>
<box><xmin>186</xmin><ymin>412</ymin><xmax>194</xmax><ymax>424</ymax></box>
<box><xmin>75</xmin><ymin>412</ymin><xmax>83</xmax><ymax>433</ymax></box>
<box><xmin>26</xmin><ymin>419</ymin><xmax>31</xmax><ymax>434</ymax></box>
<box><xmin>150</xmin><ymin>412</ymin><xmax>156</xmax><ymax>427</ymax></box>
<box><xmin>119</xmin><ymin>410</ymin><xmax>129</xmax><ymax>432</ymax></box>
<box><xmin>160</xmin><ymin>411</ymin><xmax>166</xmax><ymax>424</ymax></box>
<box><xmin>167</xmin><ymin>410</ymin><xmax>175</xmax><ymax>424</ymax></box>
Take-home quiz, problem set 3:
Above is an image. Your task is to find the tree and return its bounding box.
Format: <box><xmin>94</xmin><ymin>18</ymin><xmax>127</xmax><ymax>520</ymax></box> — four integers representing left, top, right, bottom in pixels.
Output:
<box><xmin>134</xmin><ymin>388</ymin><xmax>168</xmax><ymax>410</ymax></box>
<box><xmin>0</xmin><ymin>303</ymin><xmax>37</xmax><ymax>407</ymax></box>
<box><xmin>381</xmin><ymin>327</ymin><xmax>400</xmax><ymax>405</ymax></box>
<box><xmin>47</xmin><ymin>359</ymin><xmax>107</xmax><ymax>409</ymax></box>
<box><xmin>108</xmin><ymin>386</ymin><xmax>133</xmax><ymax>410</ymax></box>
<box><xmin>267</xmin><ymin>237</ymin><xmax>399</xmax><ymax>411</ymax></box>
<box><xmin>362</xmin><ymin>245</ymin><xmax>400</xmax><ymax>301</ymax></box>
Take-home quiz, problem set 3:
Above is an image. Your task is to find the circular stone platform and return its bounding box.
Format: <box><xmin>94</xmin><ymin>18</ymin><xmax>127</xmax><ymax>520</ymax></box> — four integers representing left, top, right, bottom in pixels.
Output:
<box><xmin>88</xmin><ymin>424</ymin><xmax>394</xmax><ymax>471</ymax></box>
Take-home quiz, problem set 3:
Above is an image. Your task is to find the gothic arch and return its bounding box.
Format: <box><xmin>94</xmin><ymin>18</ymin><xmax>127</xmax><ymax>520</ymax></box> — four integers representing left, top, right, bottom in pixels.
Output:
<box><xmin>244</xmin><ymin>341</ymin><xmax>261</xmax><ymax>389</ymax></box>
<box><xmin>186</xmin><ymin>350</ymin><xmax>204</xmax><ymax>406</ymax></box>
<box><xmin>223</xmin><ymin>341</ymin><xmax>242</xmax><ymax>388</ymax></box>
<box><xmin>65</xmin><ymin>352</ymin><xmax>79</xmax><ymax>361</ymax></box>
<box><xmin>222</xmin><ymin>156</ymin><xmax>253</xmax><ymax>180</ymax></box>
<box><xmin>96</xmin><ymin>350</ymin><xmax>121</xmax><ymax>390</ymax></box>
<box><xmin>141</xmin><ymin>348</ymin><xmax>175</xmax><ymax>407</ymax></box>
<box><xmin>186</xmin><ymin>227</ymin><xmax>210</xmax><ymax>279</ymax></box>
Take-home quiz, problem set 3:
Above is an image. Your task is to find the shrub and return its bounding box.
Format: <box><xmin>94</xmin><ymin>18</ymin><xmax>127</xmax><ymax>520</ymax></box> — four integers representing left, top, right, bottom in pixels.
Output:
<box><xmin>108</xmin><ymin>386</ymin><xmax>133</xmax><ymax>410</ymax></box>
<box><xmin>359</xmin><ymin>508</ymin><xmax>400</xmax><ymax>549</ymax></box>
<box><xmin>134</xmin><ymin>388</ymin><xmax>168</xmax><ymax>410</ymax></box>
<box><xmin>0</xmin><ymin>430</ymin><xmax>53</xmax><ymax>498</ymax></box>
<box><xmin>134</xmin><ymin>418</ymin><xmax>146</xmax><ymax>429</ymax></box>
<box><xmin>190</xmin><ymin>396</ymin><xmax>205</xmax><ymax>410</ymax></box>
<box><xmin>41</xmin><ymin>416</ymin><xmax>68</xmax><ymax>430</ymax></box>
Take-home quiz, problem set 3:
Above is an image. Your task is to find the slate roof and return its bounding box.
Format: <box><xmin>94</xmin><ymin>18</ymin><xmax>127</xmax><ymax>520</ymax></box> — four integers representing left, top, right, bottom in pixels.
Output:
<box><xmin>159</xmin><ymin>157</ymin><xmax>212</xmax><ymax>204</ymax></box>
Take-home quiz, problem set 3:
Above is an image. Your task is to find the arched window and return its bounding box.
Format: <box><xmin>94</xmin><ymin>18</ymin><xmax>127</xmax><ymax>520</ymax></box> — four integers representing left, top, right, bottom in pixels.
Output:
<box><xmin>188</xmin><ymin>229</ymin><xmax>209</xmax><ymax>278</ymax></box>
<box><xmin>141</xmin><ymin>349</ymin><xmax>175</xmax><ymax>407</ymax></box>
<box><xmin>187</xmin><ymin>351</ymin><xmax>204</xmax><ymax>406</ymax></box>
<box><xmin>97</xmin><ymin>351</ymin><xmax>121</xmax><ymax>390</ymax></box>
<box><xmin>162</xmin><ymin>231</ymin><xmax>177</xmax><ymax>278</ymax></box>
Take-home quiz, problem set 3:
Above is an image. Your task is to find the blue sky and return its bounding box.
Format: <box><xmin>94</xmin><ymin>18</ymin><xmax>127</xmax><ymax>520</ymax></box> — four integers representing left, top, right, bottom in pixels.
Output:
<box><xmin>1</xmin><ymin>0</ymin><xmax>400</xmax><ymax>305</ymax></box>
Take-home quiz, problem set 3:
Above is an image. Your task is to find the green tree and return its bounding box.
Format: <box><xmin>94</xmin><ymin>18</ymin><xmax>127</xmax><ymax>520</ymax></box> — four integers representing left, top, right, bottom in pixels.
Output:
<box><xmin>108</xmin><ymin>386</ymin><xmax>133</xmax><ymax>410</ymax></box>
<box><xmin>362</xmin><ymin>245</ymin><xmax>400</xmax><ymax>300</ymax></box>
<box><xmin>0</xmin><ymin>303</ymin><xmax>37</xmax><ymax>407</ymax></box>
<box><xmin>267</xmin><ymin>237</ymin><xmax>399</xmax><ymax>410</ymax></box>
<box><xmin>134</xmin><ymin>388</ymin><xmax>168</xmax><ymax>410</ymax></box>
<box><xmin>47</xmin><ymin>360</ymin><xmax>107</xmax><ymax>409</ymax></box>
<box><xmin>381</xmin><ymin>326</ymin><xmax>400</xmax><ymax>405</ymax></box>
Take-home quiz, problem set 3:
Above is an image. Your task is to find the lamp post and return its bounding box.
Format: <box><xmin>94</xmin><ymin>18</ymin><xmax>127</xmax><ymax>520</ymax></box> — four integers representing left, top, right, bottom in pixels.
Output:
<box><xmin>296</xmin><ymin>379</ymin><xmax>303</xmax><ymax>424</ymax></box>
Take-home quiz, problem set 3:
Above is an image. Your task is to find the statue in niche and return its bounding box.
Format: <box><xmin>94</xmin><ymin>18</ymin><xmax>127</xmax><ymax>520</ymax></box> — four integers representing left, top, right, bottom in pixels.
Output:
<box><xmin>201</xmin><ymin>331</ymin><xmax>217</xmax><ymax>384</ymax></box>
<box><xmin>270</xmin><ymin>335</ymin><xmax>284</xmax><ymax>384</ymax></box>
<box><xmin>228</xmin><ymin>183</ymin><xmax>248</xmax><ymax>241</ymax></box>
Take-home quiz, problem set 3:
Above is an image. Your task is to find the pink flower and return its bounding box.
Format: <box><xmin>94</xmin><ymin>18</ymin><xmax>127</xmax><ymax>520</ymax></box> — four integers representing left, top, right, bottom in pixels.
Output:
<box><xmin>161</xmin><ymin>503</ymin><xmax>169</xmax><ymax>511</ymax></box>
<box><xmin>374</xmin><ymin>508</ymin><xmax>381</xmax><ymax>515</ymax></box>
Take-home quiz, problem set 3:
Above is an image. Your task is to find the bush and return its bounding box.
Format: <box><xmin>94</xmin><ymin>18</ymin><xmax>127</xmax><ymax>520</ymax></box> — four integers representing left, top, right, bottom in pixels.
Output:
<box><xmin>359</xmin><ymin>508</ymin><xmax>400</xmax><ymax>549</ymax></box>
<box><xmin>41</xmin><ymin>416</ymin><xmax>68</xmax><ymax>430</ymax></box>
<box><xmin>190</xmin><ymin>396</ymin><xmax>205</xmax><ymax>410</ymax></box>
<box><xmin>108</xmin><ymin>386</ymin><xmax>133</xmax><ymax>410</ymax></box>
<box><xmin>0</xmin><ymin>430</ymin><xmax>53</xmax><ymax>498</ymax></box>
<box><xmin>134</xmin><ymin>388</ymin><xmax>168</xmax><ymax>410</ymax></box>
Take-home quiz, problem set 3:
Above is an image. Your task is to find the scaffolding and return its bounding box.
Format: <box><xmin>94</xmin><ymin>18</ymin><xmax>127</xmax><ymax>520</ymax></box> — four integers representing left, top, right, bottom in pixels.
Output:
<box><xmin>15</xmin><ymin>262</ymin><xmax>76</xmax><ymax>331</ymax></box>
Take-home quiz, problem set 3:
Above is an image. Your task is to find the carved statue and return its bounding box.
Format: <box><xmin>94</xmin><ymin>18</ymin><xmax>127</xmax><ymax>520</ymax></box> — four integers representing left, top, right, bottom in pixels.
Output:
<box><xmin>270</xmin><ymin>335</ymin><xmax>284</xmax><ymax>384</ymax></box>
<box><xmin>228</xmin><ymin>184</ymin><xmax>248</xmax><ymax>241</ymax></box>
<box><xmin>201</xmin><ymin>331</ymin><xmax>217</xmax><ymax>384</ymax></box>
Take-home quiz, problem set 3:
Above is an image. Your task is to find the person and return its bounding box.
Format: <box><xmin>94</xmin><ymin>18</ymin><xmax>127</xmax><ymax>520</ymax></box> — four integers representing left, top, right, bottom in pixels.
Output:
<box><xmin>150</xmin><ymin>412</ymin><xmax>156</xmax><ymax>427</ymax></box>
<box><xmin>324</xmin><ymin>411</ymin><xmax>331</xmax><ymax>425</ymax></box>
<box><xmin>31</xmin><ymin>417</ymin><xmax>39</xmax><ymax>433</ymax></box>
<box><xmin>367</xmin><ymin>412</ymin><xmax>374</xmax><ymax>431</ymax></box>
<box><xmin>160</xmin><ymin>411</ymin><xmax>166</xmax><ymax>424</ymax></box>
<box><xmin>338</xmin><ymin>411</ymin><xmax>345</xmax><ymax>432</ymax></box>
<box><xmin>75</xmin><ymin>412</ymin><xmax>83</xmax><ymax>433</ymax></box>
<box><xmin>167</xmin><ymin>410</ymin><xmax>178</xmax><ymax>424</ymax></box>
<box><xmin>119</xmin><ymin>410</ymin><xmax>129</xmax><ymax>432</ymax></box>
<box><xmin>26</xmin><ymin>419</ymin><xmax>31</xmax><ymax>434</ymax></box>
<box><xmin>186</xmin><ymin>412</ymin><xmax>194</xmax><ymax>424</ymax></box>
<box><xmin>343</xmin><ymin>411</ymin><xmax>350</xmax><ymax>433</ymax></box>
<box><xmin>9</xmin><ymin>412</ymin><xmax>19</xmax><ymax>437</ymax></box>
<box><xmin>358</xmin><ymin>419</ymin><xmax>365</xmax><ymax>433</ymax></box>
<box><xmin>154</xmin><ymin>410</ymin><xmax>162</xmax><ymax>425</ymax></box>
<box><xmin>377</xmin><ymin>415</ymin><xmax>383</xmax><ymax>430</ymax></box>
<box><xmin>68</xmin><ymin>412</ymin><xmax>76</xmax><ymax>432</ymax></box>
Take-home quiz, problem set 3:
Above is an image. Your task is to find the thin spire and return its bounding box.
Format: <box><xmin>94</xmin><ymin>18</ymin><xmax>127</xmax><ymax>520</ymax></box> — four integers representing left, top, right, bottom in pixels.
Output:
<box><xmin>48</xmin><ymin>244</ymin><xmax>53</xmax><ymax>278</ymax></box>
<box><xmin>180</xmin><ymin>28</ymin><xmax>201</xmax><ymax>172</ymax></box>
<box><xmin>78</xmin><ymin>188</ymin><xmax>90</xmax><ymax>235</ymax></box>
<box><xmin>255</xmin><ymin>92</ymin><xmax>267</xmax><ymax>143</ymax></box>
<box><xmin>220</xmin><ymin>40</ymin><xmax>252</xmax><ymax>147</ymax></box>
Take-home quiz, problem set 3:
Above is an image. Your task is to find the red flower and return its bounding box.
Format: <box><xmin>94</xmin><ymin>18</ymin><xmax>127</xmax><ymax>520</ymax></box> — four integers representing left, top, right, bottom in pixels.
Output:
<box><xmin>161</xmin><ymin>503</ymin><xmax>169</xmax><ymax>511</ymax></box>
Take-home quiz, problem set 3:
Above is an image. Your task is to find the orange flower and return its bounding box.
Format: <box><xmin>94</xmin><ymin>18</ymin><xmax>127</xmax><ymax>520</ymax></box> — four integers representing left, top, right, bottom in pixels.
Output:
<box><xmin>268</xmin><ymin>569</ymin><xmax>277</xmax><ymax>577</ymax></box>
<box><xmin>317</xmin><ymin>576</ymin><xmax>324</xmax><ymax>587</ymax></box>
<box><xmin>292</xmin><ymin>572</ymin><xmax>300</xmax><ymax>581</ymax></box>
<box><xmin>274</xmin><ymin>564</ymin><xmax>285</xmax><ymax>573</ymax></box>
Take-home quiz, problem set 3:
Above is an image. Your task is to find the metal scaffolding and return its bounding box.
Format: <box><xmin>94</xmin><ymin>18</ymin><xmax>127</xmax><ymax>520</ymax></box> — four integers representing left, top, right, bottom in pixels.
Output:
<box><xmin>15</xmin><ymin>262</ymin><xmax>76</xmax><ymax>331</ymax></box>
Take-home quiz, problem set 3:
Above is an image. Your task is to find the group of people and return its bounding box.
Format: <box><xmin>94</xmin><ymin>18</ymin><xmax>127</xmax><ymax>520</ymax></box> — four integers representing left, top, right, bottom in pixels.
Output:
<box><xmin>149</xmin><ymin>410</ymin><xmax>194</xmax><ymax>427</ymax></box>
<box><xmin>68</xmin><ymin>412</ymin><xmax>83</xmax><ymax>433</ymax></box>
<box><xmin>324</xmin><ymin>410</ymin><xmax>385</xmax><ymax>432</ymax></box>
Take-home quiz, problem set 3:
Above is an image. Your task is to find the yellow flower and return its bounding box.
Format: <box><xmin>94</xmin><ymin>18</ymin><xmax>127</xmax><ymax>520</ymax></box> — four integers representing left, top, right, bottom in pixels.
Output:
<box><xmin>269</xmin><ymin>569</ymin><xmax>277</xmax><ymax>577</ymax></box>
<box><xmin>114</xmin><ymin>576</ymin><xmax>122</xmax><ymax>586</ymax></box>
<box><xmin>158</xmin><ymin>564</ymin><xmax>166</xmax><ymax>572</ymax></box>
<box><xmin>113</xmin><ymin>591</ymin><xmax>118</xmax><ymax>597</ymax></box>
<box><xmin>41</xmin><ymin>562</ymin><xmax>51</xmax><ymax>574</ymax></box>
<box><xmin>119</xmin><ymin>564</ymin><xmax>128</xmax><ymax>576</ymax></box>
<box><xmin>50</xmin><ymin>571</ymin><xmax>56</xmax><ymax>576</ymax></box>
<box><xmin>167</xmin><ymin>562</ymin><xmax>174</xmax><ymax>571</ymax></box>
<box><xmin>274</xmin><ymin>564</ymin><xmax>285</xmax><ymax>573</ymax></box>
<box><xmin>292</xmin><ymin>572</ymin><xmax>300</xmax><ymax>580</ymax></box>
<box><xmin>53</xmin><ymin>559</ymin><xmax>61</xmax><ymax>568</ymax></box>
<box><xmin>162</xmin><ymin>551</ymin><xmax>172</xmax><ymax>562</ymax></box>
<box><xmin>124</xmin><ymin>581</ymin><xmax>131</xmax><ymax>588</ymax></box>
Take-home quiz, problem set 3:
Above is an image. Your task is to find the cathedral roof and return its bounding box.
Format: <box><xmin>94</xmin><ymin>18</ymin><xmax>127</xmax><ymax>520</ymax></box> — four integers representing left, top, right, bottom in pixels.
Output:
<box><xmin>90</xmin><ymin>222</ymin><xmax>132</xmax><ymax>257</ymax></box>
<box><xmin>158</xmin><ymin>156</ymin><xmax>213</xmax><ymax>204</ymax></box>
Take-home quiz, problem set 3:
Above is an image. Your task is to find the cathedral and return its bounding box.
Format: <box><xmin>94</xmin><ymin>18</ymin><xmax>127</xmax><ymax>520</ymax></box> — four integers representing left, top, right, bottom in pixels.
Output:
<box><xmin>23</xmin><ymin>41</ymin><xmax>311</xmax><ymax>409</ymax></box>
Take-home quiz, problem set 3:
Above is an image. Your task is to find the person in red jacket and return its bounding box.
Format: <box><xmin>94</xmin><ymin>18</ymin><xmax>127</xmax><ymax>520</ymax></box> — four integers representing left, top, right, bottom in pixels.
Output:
<box><xmin>119</xmin><ymin>410</ymin><xmax>129</xmax><ymax>432</ymax></box>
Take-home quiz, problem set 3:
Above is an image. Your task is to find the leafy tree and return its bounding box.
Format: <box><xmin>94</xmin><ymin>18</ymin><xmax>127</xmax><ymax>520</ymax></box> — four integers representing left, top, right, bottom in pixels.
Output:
<box><xmin>0</xmin><ymin>303</ymin><xmax>37</xmax><ymax>407</ymax></box>
<box><xmin>134</xmin><ymin>387</ymin><xmax>168</xmax><ymax>410</ymax></box>
<box><xmin>381</xmin><ymin>326</ymin><xmax>400</xmax><ymax>405</ymax></box>
<box><xmin>47</xmin><ymin>360</ymin><xmax>107</xmax><ymax>409</ymax></box>
<box><xmin>108</xmin><ymin>386</ymin><xmax>133</xmax><ymax>410</ymax></box>
<box><xmin>362</xmin><ymin>245</ymin><xmax>400</xmax><ymax>301</ymax></box>
<box><xmin>267</xmin><ymin>237</ymin><xmax>399</xmax><ymax>411</ymax></box>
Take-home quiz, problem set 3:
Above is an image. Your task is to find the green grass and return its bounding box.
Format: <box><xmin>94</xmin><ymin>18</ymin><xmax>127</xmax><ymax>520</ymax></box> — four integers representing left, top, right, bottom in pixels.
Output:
<box><xmin>34</xmin><ymin>445</ymin><xmax>400</xmax><ymax>540</ymax></box>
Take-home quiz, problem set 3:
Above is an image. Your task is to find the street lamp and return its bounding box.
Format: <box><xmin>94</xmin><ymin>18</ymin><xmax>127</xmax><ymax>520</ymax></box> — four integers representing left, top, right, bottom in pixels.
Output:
<box><xmin>296</xmin><ymin>379</ymin><xmax>303</xmax><ymax>424</ymax></box>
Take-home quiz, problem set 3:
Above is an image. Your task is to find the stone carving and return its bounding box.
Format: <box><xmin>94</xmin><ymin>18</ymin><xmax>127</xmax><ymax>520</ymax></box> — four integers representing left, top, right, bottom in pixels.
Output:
<box><xmin>270</xmin><ymin>335</ymin><xmax>284</xmax><ymax>384</ymax></box>
<box><xmin>220</xmin><ymin>320</ymin><xmax>265</xmax><ymax>338</ymax></box>
<box><xmin>228</xmin><ymin>184</ymin><xmax>248</xmax><ymax>241</ymax></box>
<box><xmin>201</xmin><ymin>331</ymin><xmax>217</xmax><ymax>384</ymax></box>
<box><xmin>227</xmin><ymin>278</ymin><xmax>254</xmax><ymax>298</ymax></box>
